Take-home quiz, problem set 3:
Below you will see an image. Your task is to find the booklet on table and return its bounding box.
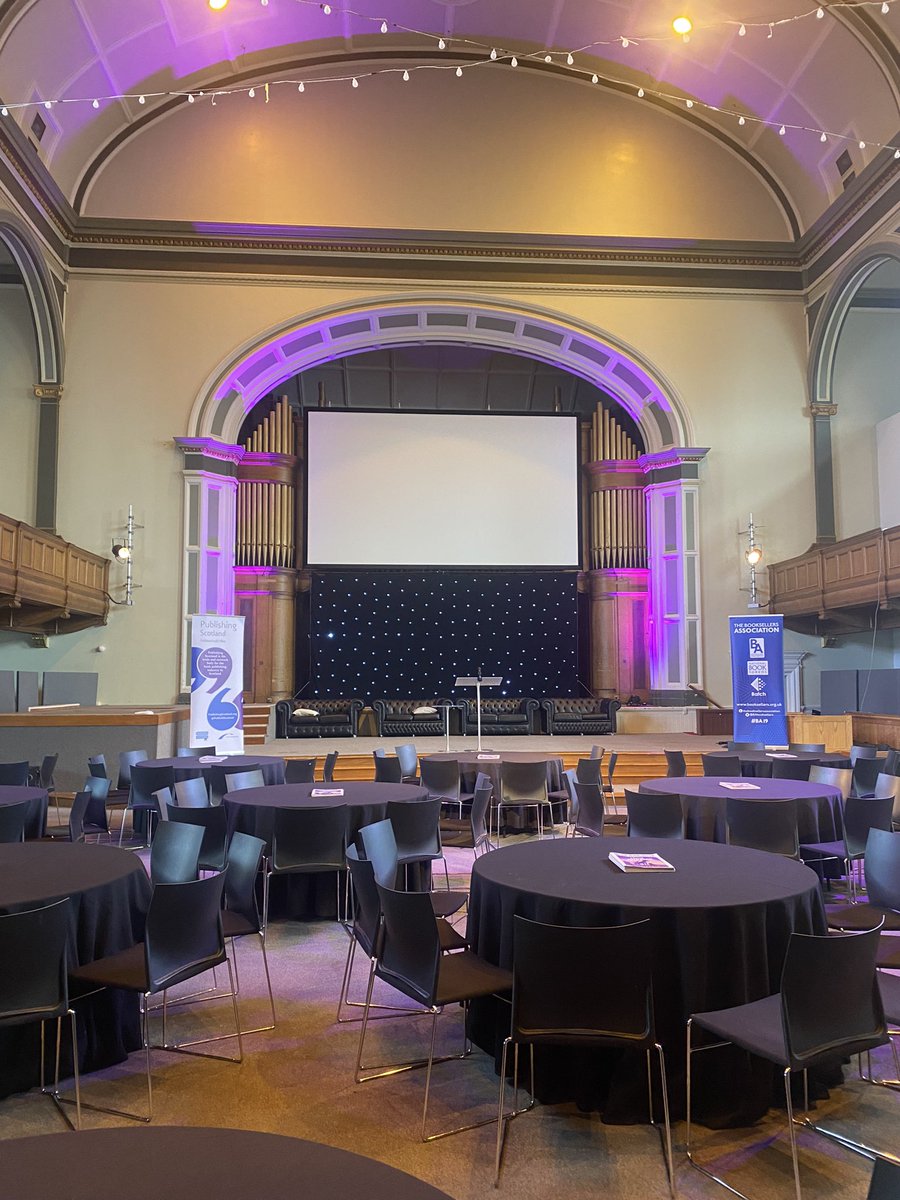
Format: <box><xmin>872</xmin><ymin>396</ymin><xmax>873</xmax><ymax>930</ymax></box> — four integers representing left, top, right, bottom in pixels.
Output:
<box><xmin>609</xmin><ymin>852</ymin><xmax>675</xmax><ymax>872</ymax></box>
<box><xmin>310</xmin><ymin>787</ymin><xmax>344</xmax><ymax>797</ymax></box>
<box><xmin>718</xmin><ymin>781</ymin><xmax>761</xmax><ymax>790</ymax></box>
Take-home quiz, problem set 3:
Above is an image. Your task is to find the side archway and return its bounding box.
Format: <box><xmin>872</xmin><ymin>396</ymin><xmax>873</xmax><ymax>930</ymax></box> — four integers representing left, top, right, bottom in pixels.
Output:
<box><xmin>0</xmin><ymin>212</ymin><xmax>64</xmax><ymax>386</ymax></box>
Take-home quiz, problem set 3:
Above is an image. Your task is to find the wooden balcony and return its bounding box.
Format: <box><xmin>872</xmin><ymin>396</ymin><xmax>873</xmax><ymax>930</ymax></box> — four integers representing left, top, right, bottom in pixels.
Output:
<box><xmin>768</xmin><ymin>526</ymin><xmax>899</xmax><ymax>636</ymax></box>
<box><xmin>0</xmin><ymin>514</ymin><xmax>109</xmax><ymax>635</ymax></box>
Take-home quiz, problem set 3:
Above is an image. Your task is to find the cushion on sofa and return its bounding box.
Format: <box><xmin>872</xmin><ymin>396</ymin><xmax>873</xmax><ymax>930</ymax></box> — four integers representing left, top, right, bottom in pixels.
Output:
<box><xmin>413</xmin><ymin>706</ymin><xmax>437</xmax><ymax>715</ymax></box>
<box><xmin>292</xmin><ymin>708</ymin><xmax>319</xmax><ymax>718</ymax></box>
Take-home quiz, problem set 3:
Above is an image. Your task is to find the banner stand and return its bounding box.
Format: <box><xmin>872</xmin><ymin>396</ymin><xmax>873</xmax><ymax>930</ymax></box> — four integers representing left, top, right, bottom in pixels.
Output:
<box><xmin>729</xmin><ymin>614</ymin><xmax>788</xmax><ymax>746</ymax></box>
<box><xmin>190</xmin><ymin>615</ymin><xmax>245</xmax><ymax>754</ymax></box>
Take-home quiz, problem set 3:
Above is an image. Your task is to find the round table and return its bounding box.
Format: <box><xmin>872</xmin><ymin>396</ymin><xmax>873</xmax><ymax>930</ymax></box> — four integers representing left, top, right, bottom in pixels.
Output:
<box><xmin>0</xmin><ymin>842</ymin><xmax>152</xmax><ymax>1099</ymax></box>
<box><xmin>423</xmin><ymin>752</ymin><xmax>567</xmax><ymax>827</ymax></box>
<box><xmin>640</xmin><ymin>775</ymin><xmax>843</xmax><ymax>843</ymax></box>
<box><xmin>0</xmin><ymin>784</ymin><xmax>48</xmax><ymax>839</ymax></box>
<box><xmin>703</xmin><ymin>749</ymin><xmax>850</xmax><ymax>777</ymax></box>
<box><xmin>143</xmin><ymin>754</ymin><xmax>285</xmax><ymax>788</ymax></box>
<box><xmin>0</xmin><ymin>1127</ymin><xmax>454</xmax><ymax>1200</ymax></box>
<box><xmin>467</xmin><ymin>837</ymin><xmax>826</xmax><ymax>1125</ymax></box>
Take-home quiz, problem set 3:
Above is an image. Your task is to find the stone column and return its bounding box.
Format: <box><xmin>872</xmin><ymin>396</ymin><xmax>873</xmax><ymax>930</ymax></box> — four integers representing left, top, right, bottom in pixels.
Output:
<box><xmin>33</xmin><ymin>384</ymin><xmax>62</xmax><ymax>532</ymax></box>
<box><xmin>809</xmin><ymin>402</ymin><xmax>838</xmax><ymax>545</ymax></box>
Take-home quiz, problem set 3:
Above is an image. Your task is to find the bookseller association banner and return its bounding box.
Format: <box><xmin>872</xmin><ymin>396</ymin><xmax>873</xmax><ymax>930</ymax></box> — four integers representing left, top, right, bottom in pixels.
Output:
<box><xmin>729</xmin><ymin>614</ymin><xmax>788</xmax><ymax>746</ymax></box>
<box><xmin>190</xmin><ymin>615</ymin><xmax>245</xmax><ymax>753</ymax></box>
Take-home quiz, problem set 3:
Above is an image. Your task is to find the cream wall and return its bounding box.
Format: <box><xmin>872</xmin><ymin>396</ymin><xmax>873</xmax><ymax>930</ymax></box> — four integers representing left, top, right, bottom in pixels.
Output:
<box><xmin>0</xmin><ymin>282</ymin><xmax>39</xmax><ymax>524</ymax></box>
<box><xmin>82</xmin><ymin>69</ymin><xmax>793</xmax><ymax>241</ymax></box>
<box><xmin>0</xmin><ymin>272</ymin><xmax>811</xmax><ymax>705</ymax></box>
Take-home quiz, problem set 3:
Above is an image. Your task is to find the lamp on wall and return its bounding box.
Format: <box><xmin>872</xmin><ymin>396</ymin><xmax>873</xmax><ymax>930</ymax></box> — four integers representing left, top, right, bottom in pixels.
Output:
<box><xmin>111</xmin><ymin>504</ymin><xmax>140</xmax><ymax>606</ymax></box>
<box><xmin>742</xmin><ymin>512</ymin><xmax>763</xmax><ymax>609</ymax></box>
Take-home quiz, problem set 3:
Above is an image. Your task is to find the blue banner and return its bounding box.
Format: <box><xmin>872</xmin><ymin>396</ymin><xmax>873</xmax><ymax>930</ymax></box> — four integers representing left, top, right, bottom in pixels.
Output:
<box><xmin>729</xmin><ymin>614</ymin><xmax>788</xmax><ymax>745</ymax></box>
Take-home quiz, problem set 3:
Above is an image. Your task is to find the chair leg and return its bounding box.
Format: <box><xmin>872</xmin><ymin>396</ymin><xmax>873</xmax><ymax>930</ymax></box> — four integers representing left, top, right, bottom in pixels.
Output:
<box><xmin>783</xmin><ymin>1068</ymin><xmax>802</xmax><ymax>1200</ymax></box>
<box><xmin>652</xmin><ymin>1043</ymin><xmax>677</xmax><ymax>1198</ymax></box>
<box><xmin>685</xmin><ymin>1020</ymin><xmax>743</xmax><ymax>1194</ymax></box>
<box><xmin>337</xmin><ymin>935</ymin><xmax>421</xmax><ymax>1025</ymax></box>
<box><xmin>39</xmin><ymin>1013</ymin><xmax>82</xmax><ymax>1131</ymax></box>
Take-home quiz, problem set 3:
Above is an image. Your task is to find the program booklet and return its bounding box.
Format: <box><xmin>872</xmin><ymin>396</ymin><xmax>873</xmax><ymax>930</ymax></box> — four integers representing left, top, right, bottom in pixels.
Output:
<box><xmin>198</xmin><ymin>755</ymin><xmax>227</xmax><ymax>763</ymax></box>
<box><xmin>609</xmin><ymin>852</ymin><xmax>675</xmax><ymax>873</ymax></box>
<box><xmin>310</xmin><ymin>787</ymin><xmax>344</xmax><ymax>797</ymax></box>
<box><xmin>476</xmin><ymin>754</ymin><xmax>501</xmax><ymax>760</ymax></box>
<box><xmin>766</xmin><ymin>752</ymin><xmax>797</xmax><ymax>759</ymax></box>
<box><xmin>718</xmin><ymin>781</ymin><xmax>761</xmax><ymax>790</ymax></box>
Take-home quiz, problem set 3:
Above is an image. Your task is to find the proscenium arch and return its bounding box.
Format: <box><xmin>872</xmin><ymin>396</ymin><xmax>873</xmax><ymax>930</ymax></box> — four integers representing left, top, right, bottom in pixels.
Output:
<box><xmin>0</xmin><ymin>212</ymin><xmax>64</xmax><ymax>384</ymax></box>
<box><xmin>190</xmin><ymin>297</ymin><xmax>693</xmax><ymax>454</ymax></box>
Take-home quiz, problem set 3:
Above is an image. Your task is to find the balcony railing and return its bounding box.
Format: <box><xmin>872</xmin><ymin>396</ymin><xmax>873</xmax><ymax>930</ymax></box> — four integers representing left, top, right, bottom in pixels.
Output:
<box><xmin>0</xmin><ymin>514</ymin><xmax>109</xmax><ymax>635</ymax></box>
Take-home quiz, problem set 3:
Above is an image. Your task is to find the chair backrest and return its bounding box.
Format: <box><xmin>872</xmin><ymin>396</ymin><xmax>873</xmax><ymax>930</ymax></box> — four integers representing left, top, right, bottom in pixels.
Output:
<box><xmin>419</xmin><ymin>757</ymin><xmax>460</xmax><ymax>800</ymax></box>
<box><xmin>624</xmin><ymin>788</ymin><xmax>685</xmax><ymax>839</ymax></box>
<box><xmin>272</xmin><ymin>805</ymin><xmax>347</xmax><ymax>873</ymax></box>
<box><xmin>82</xmin><ymin>775</ymin><xmax>110</xmax><ymax>832</ymax></box>
<box><xmin>471</xmin><ymin>773</ymin><xmax>492</xmax><ymax>855</ymax></box>
<box><xmin>873</xmin><ymin>772</ymin><xmax>900</xmax><ymax>825</ymax></box>
<box><xmin>0</xmin><ymin>897</ymin><xmax>71</xmax><ymax>1023</ymax></box>
<box><xmin>0</xmin><ymin>761</ymin><xmax>29</xmax><ymax>786</ymax></box>
<box><xmin>605</xmin><ymin>751</ymin><xmax>618</xmax><ymax>790</ymax></box>
<box><xmin>373</xmin><ymin>754</ymin><xmax>403</xmax><ymax>784</ymax></box>
<box><xmin>883</xmin><ymin>749</ymin><xmax>900</xmax><ymax>776</ymax></box>
<box><xmin>144</xmin><ymin>874</ymin><xmax>226</xmax><ymax>994</ymax></box>
<box><xmin>118</xmin><ymin>749</ymin><xmax>149</xmax><ymax>790</ymax></box>
<box><xmin>590</xmin><ymin>745</ymin><xmax>605</xmax><ymax>761</ymax></box>
<box><xmin>808</xmin><ymin>764</ymin><xmax>852</xmax><ymax>801</ymax></box>
<box><xmin>510</xmin><ymin>916</ymin><xmax>653</xmax><ymax>1046</ymax></box>
<box><xmin>843</xmin><ymin>797</ymin><xmax>895</xmax><ymax>859</ymax></box>
<box><xmin>284</xmin><ymin>758</ymin><xmax>316</xmax><ymax>784</ymax></box>
<box><xmin>322</xmin><ymin>751</ymin><xmax>338</xmax><ymax>783</ymax></box>
<box><xmin>867</xmin><ymin>1158</ymin><xmax>900</xmax><ymax>1200</ymax></box>
<box><xmin>223</xmin><ymin>831</ymin><xmax>266</xmax><ymax>933</ymax></box>
<box><xmin>149</xmin><ymin>820</ymin><xmax>203</xmax><ymax>886</ymax></box>
<box><xmin>728</xmin><ymin>741</ymin><xmax>765</xmax><ymax>751</ymax></box>
<box><xmin>176</xmin><ymin>746</ymin><xmax>197</xmax><ymax>757</ymax></box>
<box><xmin>387</xmin><ymin>797</ymin><xmax>442</xmax><ymax>858</ymax></box>
<box><xmin>864</xmin><ymin>828</ymin><xmax>900</xmax><ymax>911</ymax></box>
<box><xmin>166</xmin><ymin>804</ymin><xmax>229</xmax><ymax>872</ymax></box>
<box><xmin>359</xmin><ymin>819</ymin><xmax>400</xmax><ymax>889</ymax></box>
<box><xmin>153</xmin><ymin>787</ymin><xmax>174</xmax><ymax>818</ymax></box>
<box><xmin>499</xmin><ymin>760</ymin><xmax>548</xmax><ymax>804</ymax></box>
<box><xmin>345</xmin><ymin>844</ymin><xmax>381</xmax><ymax>955</ymax></box>
<box><xmin>725</xmin><ymin>797</ymin><xmax>799</xmax><ymax>857</ymax></box>
<box><xmin>0</xmin><ymin>799</ymin><xmax>31</xmax><ymax>843</ymax></box>
<box><xmin>703</xmin><ymin>753</ymin><xmax>740</xmax><ymax>776</ymax></box>
<box><xmin>67</xmin><ymin>790</ymin><xmax>92</xmax><ymax>842</ymax></box>
<box><xmin>129</xmin><ymin>763</ymin><xmax>174</xmax><ymax>808</ymax></box>
<box><xmin>781</xmin><ymin>926</ymin><xmax>886</xmax><ymax>1068</ymax></box>
<box><xmin>36</xmin><ymin>753</ymin><xmax>58</xmax><ymax>789</ymax></box>
<box><xmin>574</xmin><ymin>757</ymin><xmax>602</xmax><ymax>785</ymax></box>
<box><xmin>88</xmin><ymin>754</ymin><xmax>108</xmax><ymax>780</ymax></box>
<box><xmin>788</xmin><ymin>743</ymin><xmax>826</xmax><ymax>754</ymax></box>
<box><xmin>225</xmin><ymin>770</ymin><xmax>266</xmax><ymax>793</ymax></box>
<box><xmin>771</xmin><ymin>758</ymin><xmax>811</xmax><ymax>782</ymax></box>
<box><xmin>395</xmin><ymin>744</ymin><xmax>418</xmax><ymax>779</ymax></box>
<box><xmin>174</xmin><ymin>777</ymin><xmax>210</xmax><ymax>808</ymax></box>
<box><xmin>374</xmin><ymin>883</ymin><xmax>441</xmax><ymax>1007</ymax></box>
<box><xmin>853</xmin><ymin>756</ymin><xmax>885</xmax><ymax>798</ymax></box>
<box><xmin>664</xmin><ymin>750</ymin><xmax>686</xmax><ymax>778</ymax></box>
<box><xmin>573</xmin><ymin>781</ymin><xmax>605</xmax><ymax>836</ymax></box>
<box><xmin>563</xmin><ymin>768</ymin><xmax>579</xmax><ymax>827</ymax></box>
<box><xmin>850</xmin><ymin>745</ymin><xmax>879</xmax><ymax>765</ymax></box>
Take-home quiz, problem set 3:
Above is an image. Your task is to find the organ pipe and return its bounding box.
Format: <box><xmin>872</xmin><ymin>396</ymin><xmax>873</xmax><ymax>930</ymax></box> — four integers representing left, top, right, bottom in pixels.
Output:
<box><xmin>236</xmin><ymin>396</ymin><xmax>298</xmax><ymax>568</ymax></box>
<box><xmin>588</xmin><ymin>401</ymin><xmax>647</xmax><ymax>571</ymax></box>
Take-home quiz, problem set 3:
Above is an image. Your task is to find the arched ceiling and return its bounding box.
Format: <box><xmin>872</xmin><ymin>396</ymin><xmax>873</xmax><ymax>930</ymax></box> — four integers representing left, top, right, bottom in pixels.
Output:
<box><xmin>0</xmin><ymin>0</ymin><xmax>897</xmax><ymax>234</ymax></box>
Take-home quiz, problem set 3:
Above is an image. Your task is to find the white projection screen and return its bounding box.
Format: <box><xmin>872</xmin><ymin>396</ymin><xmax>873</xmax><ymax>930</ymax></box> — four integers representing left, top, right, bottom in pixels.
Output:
<box><xmin>306</xmin><ymin>410</ymin><xmax>580</xmax><ymax>567</ymax></box>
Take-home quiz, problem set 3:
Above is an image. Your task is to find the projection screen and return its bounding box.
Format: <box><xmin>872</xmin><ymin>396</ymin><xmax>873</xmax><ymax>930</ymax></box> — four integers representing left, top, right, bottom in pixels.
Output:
<box><xmin>305</xmin><ymin>410</ymin><xmax>579</xmax><ymax>567</ymax></box>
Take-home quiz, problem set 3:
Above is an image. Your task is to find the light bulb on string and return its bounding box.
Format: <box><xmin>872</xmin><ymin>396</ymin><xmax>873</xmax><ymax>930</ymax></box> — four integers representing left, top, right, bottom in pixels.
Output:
<box><xmin>489</xmin><ymin>47</ymin><xmax>497</xmax><ymax>59</ymax></box>
<box><xmin>510</xmin><ymin>56</ymin><xmax>518</xmax><ymax>66</ymax></box>
<box><xmin>882</xmin><ymin>1</ymin><xmax>890</xmax><ymax>11</ymax></box>
<box><xmin>895</xmin><ymin>148</ymin><xmax>900</xmax><ymax>158</ymax></box>
<box><xmin>592</xmin><ymin>73</ymin><xmax>599</xmax><ymax>83</ymax></box>
<box><xmin>621</xmin><ymin>37</ymin><xmax>629</xmax><ymax>47</ymax></box>
<box><xmin>738</xmin><ymin>115</ymin><xmax>745</xmax><ymax>125</ymax></box>
<box><xmin>322</xmin><ymin>3</ymin><xmax>331</xmax><ymax>12</ymax></box>
<box><xmin>351</xmin><ymin>77</ymin><xmax>358</xmax><ymax>87</ymax></box>
<box><xmin>0</xmin><ymin>107</ymin><xmax>7</xmax><ymax>116</ymax></box>
<box><xmin>248</xmin><ymin>87</ymin><xmax>255</xmax><ymax>97</ymax></box>
<box><xmin>298</xmin><ymin>81</ymin><xmax>305</xmax><ymax>92</ymax></box>
<box><xmin>188</xmin><ymin>93</ymin><xmax>195</xmax><ymax>103</ymax></box>
<box><xmin>43</xmin><ymin>100</ymin><xmax>51</xmax><ymax>109</ymax></box>
<box><xmin>820</xmin><ymin>131</ymin><xmax>827</xmax><ymax>141</ymax></box>
<box><xmin>779</xmin><ymin>124</ymin><xmax>786</xmax><ymax>135</ymax></box>
<box><xmin>437</xmin><ymin>37</ymin><xmax>445</xmax><ymax>49</ymax></box>
<box><xmin>402</xmin><ymin>69</ymin><xmax>409</xmax><ymax>80</ymax></box>
<box><xmin>859</xmin><ymin>139</ymin><xmax>866</xmax><ymax>149</ymax></box>
<box><xmin>566</xmin><ymin>52</ymin><xmax>574</xmax><ymax>64</ymax></box>
<box><xmin>637</xmin><ymin>86</ymin><xmax>644</xmax><ymax>96</ymax></box>
<box><xmin>380</xmin><ymin>19</ymin><xmax>387</xmax><ymax>32</ymax></box>
<box><xmin>92</xmin><ymin>98</ymin><xmax>99</xmax><ymax>108</ymax></box>
<box><xmin>738</xmin><ymin>23</ymin><xmax>746</xmax><ymax>34</ymax></box>
<box><xmin>685</xmin><ymin>98</ymin><xmax>694</xmax><ymax>108</ymax></box>
<box><xmin>138</xmin><ymin>94</ymin><xmax>145</xmax><ymax>104</ymax></box>
<box><xmin>672</xmin><ymin>15</ymin><xmax>692</xmax><ymax>35</ymax></box>
<box><xmin>816</xmin><ymin>5</ymin><xmax>825</xmax><ymax>15</ymax></box>
<box><xmin>455</xmin><ymin>65</ymin><xmax>462</xmax><ymax>76</ymax></box>
<box><xmin>544</xmin><ymin>54</ymin><xmax>552</xmax><ymax>62</ymax></box>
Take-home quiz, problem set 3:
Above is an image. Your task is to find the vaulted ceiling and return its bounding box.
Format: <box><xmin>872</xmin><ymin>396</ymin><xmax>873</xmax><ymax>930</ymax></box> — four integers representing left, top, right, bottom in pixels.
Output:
<box><xmin>0</xmin><ymin>0</ymin><xmax>897</xmax><ymax>235</ymax></box>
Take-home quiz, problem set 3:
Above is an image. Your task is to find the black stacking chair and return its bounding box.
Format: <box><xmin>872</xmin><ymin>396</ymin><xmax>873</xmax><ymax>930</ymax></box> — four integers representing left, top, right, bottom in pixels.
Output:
<box><xmin>853</xmin><ymin>757</ymin><xmax>886</xmax><ymax>798</ymax></box>
<box><xmin>29</xmin><ymin>753</ymin><xmax>59</xmax><ymax>819</ymax></box>
<box><xmin>0</xmin><ymin>798</ymin><xmax>32</xmax><ymax>843</ymax></box>
<box><xmin>395</xmin><ymin>744</ymin><xmax>419</xmax><ymax>783</ymax></box>
<box><xmin>173</xmin><ymin>777</ymin><xmax>210</xmax><ymax>808</ymax></box>
<box><xmin>789</xmin><ymin>743</ymin><xmax>826</xmax><ymax>754</ymax></box>
<box><xmin>800</xmin><ymin>797</ymin><xmax>894</xmax><ymax>898</ymax></box>
<box><xmin>470</xmin><ymin>773</ymin><xmax>493</xmax><ymax>856</ymax></box>
<box><xmin>166</xmin><ymin>803</ymin><xmax>228</xmax><ymax>873</ymax></box>
<box><xmin>602</xmin><ymin>750</ymin><xmax>623</xmax><ymax>822</ymax></box>
<box><xmin>883</xmin><ymin>749</ymin><xmax>900</xmax><ymax>776</ymax></box>
<box><xmin>703</xmin><ymin>752</ymin><xmax>740</xmax><ymax>777</ymax></box>
<box><xmin>373</xmin><ymin>752</ymin><xmax>403</xmax><ymax>784</ymax></box>
<box><xmin>153</xmin><ymin>787</ymin><xmax>173</xmax><ymax>819</ymax></box>
<box><xmin>322</xmin><ymin>751</ymin><xmax>338</xmax><ymax>783</ymax></box>
<box><xmin>808</xmin><ymin>764</ymin><xmax>852</xmax><ymax>801</ymax></box>
<box><xmin>359</xmin><ymin>819</ymin><xmax>466</xmax><ymax>920</ymax></box>
<box><xmin>89</xmin><ymin>754</ymin><xmax>129</xmax><ymax>824</ymax></box>
<box><xmin>563</xmin><ymin>769</ymin><xmax>578</xmax><ymax>836</ymax></box>
<box><xmin>263</xmin><ymin>805</ymin><xmax>348</xmax><ymax>930</ymax></box>
<box><xmin>284</xmin><ymin>758</ymin><xmax>316</xmax><ymax>784</ymax></box>
<box><xmin>0</xmin><ymin>760</ymin><xmax>30</xmax><ymax>786</ymax></box>
<box><xmin>42</xmin><ymin>790</ymin><xmax>92</xmax><ymax>843</ymax></box>
<box><xmin>356</xmin><ymin>882</ymin><xmax>513</xmax><ymax>1141</ymax></box>
<box><xmin>420</xmin><ymin>758</ymin><xmax>473</xmax><ymax>819</ymax></box>
<box><xmin>571</xmin><ymin>780</ymin><xmax>605</xmax><ymax>837</ymax></box>
<box><xmin>0</xmin><ymin>898</ymin><xmax>80</xmax><ymax>1129</ymax></box>
<box><xmin>176</xmin><ymin>747</ymin><xmax>196</xmax><ymax>757</ymax></box>
<box><xmin>868</xmin><ymin>1158</ymin><xmax>900</xmax><ymax>1200</ymax></box>
<box><xmin>664</xmin><ymin>750</ymin><xmax>686</xmax><ymax>778</ymax></box>
<box><xmin>387</xmin><ymin>797</ymin><xmax>450</xmax><ymax>889</ymax></box>
<box><xmin>88</xmin><ymin>754</ymin><xmax>108</xmax><ymax>779</ymax></box>
<box><xmin>496</xmin><ymin>917</ymin><xmax>674</xmax><ymax>1192</ymax></box>
<box><xmin>149</xmin><ymin>821</ymin><xmax>202</xmax><ymax>886</ymax></box>
<box><xmin>827</xmin><ymin>828</ymin><xmax>900</xmax><ymax>931</ymax></box>
<box><xmin>119</xmin><ymin>763</ymin><xmax>173</xmax><ymax>847</ymax></box>
<box><xmin>117</xmin><ymin>749</ymin><xmax>149</xmax><ymax>790</ymax></box>
<box><xmin>687</xmin><ymin>926</ymin><xmax>889</xmax><ymax>1199</ymax></box>
<box><xmin>81</xmin><ymin>775</ymin><xmax>111</xmax><ymax>840</ymax></box>
<box><xmin>70</xmin><ymin>874</ymin><xmax>242</xmax><ymax>1122</ymax></box>
<box><xmin>771</xmin><ymin>758</ymin><xmax>811</xmax><ymax>782</ymax></box>
<box><xmin>497</xmin><ymin>760</ymin><xmax>554</xmax><ymax>841</ymax></box>
<box><xmin>725</xmin><ymin>797</ymin><xmax>799</xmax><ymax>857</ymax></box>
<box><xmin>727</xmin><ymin>741</ymin><xmax>764</xmax><ymax>751</ymax></box>
<box><xmin>574</xmin><ymin>757</ymin><xmax>602</xmax><ymax>785</ymax></box>
<box><xmin>625</xmin><ymin>788</ymin><xmax>685</xmax><ymax>839</ymax></box>
<box><xmin>590</xmin><ymin>745</ymin><xmax>604</xmax><ymax>761</ymax></box>
<box><xmin>224</xmin><ymin>770</ymin><xmax>265</xmax><ymax>793</ymax></box>
<box><xmin>851</xmin><ymin>745</ymin><xmax>879</xmax><ymax>765</ymax></box>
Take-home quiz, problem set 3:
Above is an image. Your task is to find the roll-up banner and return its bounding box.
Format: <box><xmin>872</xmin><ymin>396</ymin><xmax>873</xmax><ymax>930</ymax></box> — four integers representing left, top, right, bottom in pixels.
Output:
<box><xmin>190</xmin><ymin>615</ymin><xmax>245</xmax><ymax>753</ymax></box>
<box><xmin>729</xmin><ymin>614</ymin><xmax>788</xmax><ymax>746</ymax></box>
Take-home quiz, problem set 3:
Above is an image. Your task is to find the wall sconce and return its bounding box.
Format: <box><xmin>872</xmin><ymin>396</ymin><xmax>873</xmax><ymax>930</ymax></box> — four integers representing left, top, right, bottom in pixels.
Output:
<box><xmin>111</xmin><ymin>504</ymin><xmax>141</xmax><ymax>606</ymax></box>
<box><xmin>742</xmin><ymin>512</ymin><xmax>763</xmax><ymax>609</ymax></box>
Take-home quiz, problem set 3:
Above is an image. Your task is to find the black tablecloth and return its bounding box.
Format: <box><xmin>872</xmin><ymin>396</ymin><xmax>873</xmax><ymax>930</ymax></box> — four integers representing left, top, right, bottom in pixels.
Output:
<box><xmin>225</xmin><ymin>782</ymin><xmax>427</xmax><ymax>918</ymax></box>
<box><xmin>468</xmin><ymin>837</ymin><xmax>826</xmax><ymax>1125</ymax></box>
<box><xmin>640</xmin><ymin>776</ymin><xmax>843</xmax><ymax>843</ymax></box>
<box><xmin>0</xmin><ymin>784</ymin><xmax>48</xmax><ymax>839</ymax></box>
<box><xmin>0</xmin><ymin>843</ymin><xmax>151</xmax><ymax>1099</ymax></box>
<box><xmin>704</xmin><ymin>749</ymin><xmax>850</xmax><ymax>777</ymax></box>
<box><xmin>143</xmin><ymin>755</ymin><xmax>285</xmax><ymax>784</ymax></box>
<box><xmin>0</xmin><ymin>1127</ymin><xmax>454</xmax><ymax>1200</ymax></box>
<box><xmin>423</xmin><ymin>752</ymin><xmax>565</xmax><ymax>829</ymax></box>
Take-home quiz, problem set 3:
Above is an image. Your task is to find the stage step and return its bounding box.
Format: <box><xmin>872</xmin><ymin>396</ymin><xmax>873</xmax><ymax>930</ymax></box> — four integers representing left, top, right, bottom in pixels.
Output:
<box><xmin>243</xmin><ymin>703</ymin><xmax>272</xmax><ymax>747</ymax></box>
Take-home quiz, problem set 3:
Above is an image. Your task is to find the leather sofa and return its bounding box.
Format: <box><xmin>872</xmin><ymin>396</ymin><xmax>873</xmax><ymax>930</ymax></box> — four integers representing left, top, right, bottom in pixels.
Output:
<box><xmin>459</xmin><ymin>697</ymin><xmax>539</xmax><ymax>736</ymax></box>
<box><xmin>372</xmin><ymin>699</ymin><xmax>453</xmax><ymax>738</ymax></box>
<box><xmin>275</xmin><ymin>698</ymin><xmax>363</xmax><ymax>739</ymax></box>
<box><xmin>541</xmin><ymin>696</ymin><xmax>621</xmax><ymax>735</ymax></box>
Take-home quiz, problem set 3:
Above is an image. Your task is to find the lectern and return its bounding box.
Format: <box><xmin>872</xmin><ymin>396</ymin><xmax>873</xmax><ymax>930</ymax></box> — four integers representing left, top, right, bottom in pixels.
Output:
<box><xmin>455</xmin><ymin>670</ymin><xmax>503</xmax><ymax>752</ymax></box>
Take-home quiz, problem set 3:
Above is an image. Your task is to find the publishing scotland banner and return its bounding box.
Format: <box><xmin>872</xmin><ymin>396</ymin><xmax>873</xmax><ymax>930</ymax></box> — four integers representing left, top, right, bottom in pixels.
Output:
<box><xmin>190</xmin><ymin>615</ymin><xmax>245</xmax><ymax>753</ymax></box>
<box><xmin>729</xmin><ymin>614</ymin><xmax>788</xmax><ymax>746</ymax></box>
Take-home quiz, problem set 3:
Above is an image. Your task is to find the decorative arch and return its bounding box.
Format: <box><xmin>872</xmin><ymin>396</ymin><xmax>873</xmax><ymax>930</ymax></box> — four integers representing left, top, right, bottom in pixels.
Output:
<box><xmin>189</xmin><ymin>295</ymin><xmax>693</xmax><ymax>453</ymax></box>
<box><xmin>0</xmin><ymin>212</ymin><xmax>64</xmax><ymax>384</ymax></box>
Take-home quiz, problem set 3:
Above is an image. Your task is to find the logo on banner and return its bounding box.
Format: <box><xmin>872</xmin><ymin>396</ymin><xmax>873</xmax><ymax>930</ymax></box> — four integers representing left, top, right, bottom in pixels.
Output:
<box><xmin>750</xmin><ymin>677</ymin><xmax>766</xmax><ymax>694</ymax></box>
<box><xmin>747</xmin><ymin>661</ymin><xmax>769</xmax><ymax>676</ymax></box>
<box><xmin>749</xmin><ymin>637</ymin><xmax>765</xmax><ymax>658</ymax></box>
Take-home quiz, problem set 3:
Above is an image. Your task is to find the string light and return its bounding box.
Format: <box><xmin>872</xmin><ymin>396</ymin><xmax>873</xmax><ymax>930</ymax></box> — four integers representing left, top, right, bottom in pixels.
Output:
<box><xmin>672</xmin><ymin>16</ymin><xmax>693</xmax><ymax>34</ymax></box>
<box><xmin>351</xmin><ymin>76</ymin><xmax>359</xmax><ymax>87</ymax></box>
<box><xmin>738</xmin><ymin>114</ymin><xmax>745</xmax><ymax>125</ymax></box>
<box><xmin>489</xmin><ymin>47</ymin><xmax>497</xmax><ymax>60</ymax></box>
<box><xmin>637</xmin><ymin>86</ymin><xmax>644</xmax><ymax>97</ymax></box>
<box><xmin>455</xmin><ymin>65</ymin><xmax>462</xmax><ymax>76</ymax></box>
<box><xmin>380</xmin><ymin>19</ymin><xmax>387</xmax><ymax>33</ymax></box>
<box><xmin>437</xmin><ymin>38</ymin><xmax>445</xmax><ymax>50</ymax></box>
<box><xmin>92</xmin><ymin>99</ymin><xmax>99</xmax><ymax>109</ymax></box>
<box><xmin>566</xmin><ymin>52</ymin><xmax>574</xmax><ymax>64</ymax></box>
<box><xmin>510</xmin><ymin>56</ymin><xmax>518</xmax><ymax>67</ymax></box>
<box><xmin>739</xmin><ymin>23</ymin><xmax>746</xmax><ymax>34</ymax></box>
<box><xmin>591</xmin><ymin>73</ymin><xmax>599</xmax><ymax>83</ymax></box>
<box><xmin>402</xmin><ymin>68</ymin><xmax>409</xmax><ymax>80</ymax></box>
